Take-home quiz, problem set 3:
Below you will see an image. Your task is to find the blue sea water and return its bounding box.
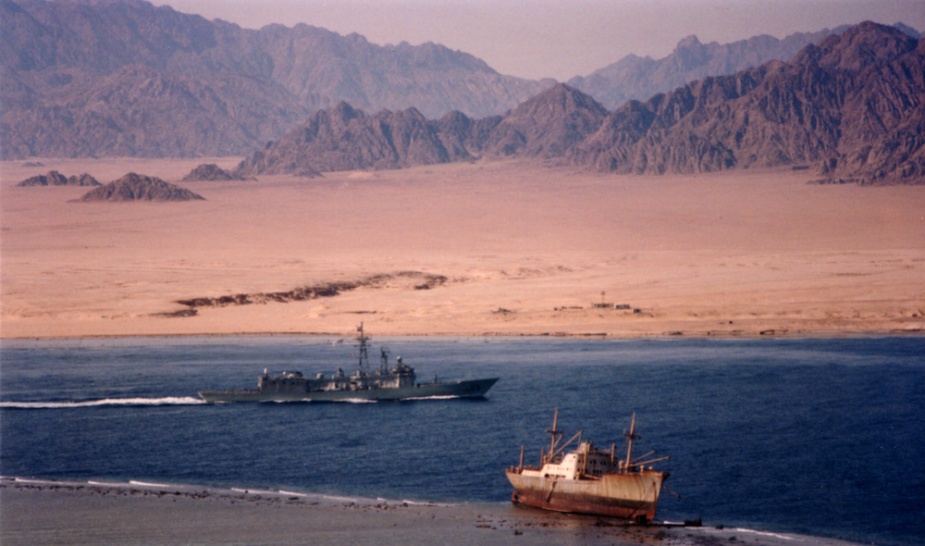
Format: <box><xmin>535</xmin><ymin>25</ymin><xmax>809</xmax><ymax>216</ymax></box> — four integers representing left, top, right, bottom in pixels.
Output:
<box><xmin>1</xmin><ymin>336</ymin><xmax>923</xmax><ymax>545</ymax></box>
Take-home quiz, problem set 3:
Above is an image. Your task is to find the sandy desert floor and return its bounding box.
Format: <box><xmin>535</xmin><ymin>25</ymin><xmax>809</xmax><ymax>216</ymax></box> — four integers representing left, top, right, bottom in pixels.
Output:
<box><xmin>1</xmin><ymin>158</ymin><xmax>923</xmax><ymax>339</ymax></box>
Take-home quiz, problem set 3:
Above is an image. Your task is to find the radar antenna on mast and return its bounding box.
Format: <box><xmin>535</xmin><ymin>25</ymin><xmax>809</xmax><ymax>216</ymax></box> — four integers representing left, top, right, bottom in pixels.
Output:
<box><xmin>356</xmin><ymin>322</ymin><xmax>371</xmax><ymax>373</ymax></box>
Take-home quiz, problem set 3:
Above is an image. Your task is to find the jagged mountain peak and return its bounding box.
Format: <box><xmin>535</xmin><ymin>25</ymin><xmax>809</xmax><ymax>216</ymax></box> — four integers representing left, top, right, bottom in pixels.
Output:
<box><xmin>482</xmin><ymin>83</ymin><xmax>609</xmax><ymax>159</ymax></box>
<box><xmin>567</xmin><ymin>25</ymin><xmax>859</xmax><ymax>111</ymax></box>
<box><xmin>807</xmin><ymin>20</ymin><xmax>918</xmax><ymax>70</ymax></box>
<box><xmin>568</xmin><ymin>21</ymin><xmax>924</xmax><ymax>184</ymax></box>
<box><xmin>510</xmin><ymin>83</ymin><xmax>608</xmax><ymax>116</ymax></box>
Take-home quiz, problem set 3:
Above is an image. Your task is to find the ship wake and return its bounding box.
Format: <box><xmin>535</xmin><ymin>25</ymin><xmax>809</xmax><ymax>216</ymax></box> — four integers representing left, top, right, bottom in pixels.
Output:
<box><xmin>0</xmin><ymin>396</ymin><xmax>207</xmax><ymax>409</ymax></box>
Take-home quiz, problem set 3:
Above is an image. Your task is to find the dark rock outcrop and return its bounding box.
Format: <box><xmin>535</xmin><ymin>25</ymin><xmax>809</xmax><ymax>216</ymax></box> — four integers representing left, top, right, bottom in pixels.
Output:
<box><xmin>17</xmin><ymin>170</ymin><xmax>100</xmax><ymax>186</ymax></box>
<box><xmin>77</xmin><ymin>173</ymin><xmax>205</xmax><ymax>201</ymax></box>
<box><xmin>173</xmin><ymin>272</ymin><xmax>447</xmax><ymax>313</ymax></box>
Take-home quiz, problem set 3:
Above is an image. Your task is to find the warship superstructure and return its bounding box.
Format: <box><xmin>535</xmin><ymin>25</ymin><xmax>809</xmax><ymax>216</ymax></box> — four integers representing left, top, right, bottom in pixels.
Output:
<box><xmin>506</xmin><ymin>410</ymin><xmax>668</xmax><ymax>522</ymax></box>
<box><xmin>198</xmin><ymin>324</ymin><xmax>498</xmax><ymax>403</ymax></box>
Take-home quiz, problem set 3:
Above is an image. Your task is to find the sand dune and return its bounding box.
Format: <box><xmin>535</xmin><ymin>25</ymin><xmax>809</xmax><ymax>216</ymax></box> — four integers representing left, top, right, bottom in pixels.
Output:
<box><xmin>2</xmin><ymin>158</ymin><xmax>923</xmax><ymax>339</ymax></box>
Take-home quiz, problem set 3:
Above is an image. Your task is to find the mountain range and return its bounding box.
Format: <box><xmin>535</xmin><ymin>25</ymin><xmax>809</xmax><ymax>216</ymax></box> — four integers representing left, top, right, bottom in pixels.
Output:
<box><xmin>567</xmin><ymin>28</ymin><xmax>849</xmax><ymax>111</ymax></box>
<box><xmin>1</xmin><ymin>0</ymin><xmax>549</xmax><ymax>159</ymax></box>
<box><xmin>569</xmin><ymin>22</ymin><xmax>925</xmax><ymax>184</ymax></box>
<box><xmin>3</xmin><ymin>2</ymin><xmax>922</xmax><ymax>184</ymax></box>
<box><xmin>5</xmin><ymin>0</ymin><xmax>904</xmax><ymax>163</ymax></box>
<box><xmin>236</xmin><ymin>22</ymin><xmax>924</xmax><ymax>185</ymax></box>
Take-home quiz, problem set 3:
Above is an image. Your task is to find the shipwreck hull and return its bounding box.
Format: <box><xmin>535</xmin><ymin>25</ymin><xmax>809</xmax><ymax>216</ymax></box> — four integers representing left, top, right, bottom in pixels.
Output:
<box><xmin>506</xmin><ymin>470</ymin><xmax>665</xmax><ymax>521</ymax></box>
<box><xmin>198</xmin><ymin>377</ymin><xmax>498</xmax><ymax>403</ymax></box>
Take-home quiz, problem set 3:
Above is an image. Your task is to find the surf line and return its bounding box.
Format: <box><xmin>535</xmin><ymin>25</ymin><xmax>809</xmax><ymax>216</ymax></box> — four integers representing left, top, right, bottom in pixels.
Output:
<box><xmin>129</xmin><ymin>480</ymin><xmax>171</xmax><ymax>488</ymax></box>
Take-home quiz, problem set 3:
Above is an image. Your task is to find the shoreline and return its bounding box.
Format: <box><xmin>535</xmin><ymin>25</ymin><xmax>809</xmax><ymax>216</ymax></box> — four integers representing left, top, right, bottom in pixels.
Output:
<box><xmin>2</xmin><ymin>329</ymin><xmax>923</xmax><ymax>342</ymax></box>
<box><xmin>0</xmin><ymin>478</ymin><xmax>862</xmax><ymax>546</ymax></box>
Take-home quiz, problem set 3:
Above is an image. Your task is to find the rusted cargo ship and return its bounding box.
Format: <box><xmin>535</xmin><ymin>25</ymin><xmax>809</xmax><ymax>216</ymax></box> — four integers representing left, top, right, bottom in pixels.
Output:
<box><xmin>506</xmin><ymin>410</ymin><xmax>668</xmax><ymax>522</ymax></box>
<box><xmin>198</xmin><ymin>324</ymin><xmax>498</xmax><ymax>403</ymax></box>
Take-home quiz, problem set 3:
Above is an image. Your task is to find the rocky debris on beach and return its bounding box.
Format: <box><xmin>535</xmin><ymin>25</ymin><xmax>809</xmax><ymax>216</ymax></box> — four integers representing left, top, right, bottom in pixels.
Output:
<box><xmin>181</xmin><ymin>163</ymin><xmax>250</xmax><ymax>181</ymax></box>
<box><xmin>77</xmin><ymin>173</ymin><xmax>205</xmax><ymax>202</ymax></box>
<box><xmin>16</xmin><ymin>170</ymin><xmax>100</xmax><ymax>187</ymax></box>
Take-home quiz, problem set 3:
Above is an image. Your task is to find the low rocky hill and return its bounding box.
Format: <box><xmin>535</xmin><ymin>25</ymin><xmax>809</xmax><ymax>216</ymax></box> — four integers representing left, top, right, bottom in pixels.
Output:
<box><xmin>235</xmin><ymin>103</ymin><xmax>479</xmax><ymax>175</ymax></box>
<box><xmin>182</xmin><ymin>164</ymin><xmax>250</xmax><ymax>181</ymax></box>
<box><xmin>17</xmin><ymin>170</ymin><xmax>100</xmax><ymax>186</ymax></box>
<box><xmin>235</xmin><ymin>84</ymin><xmax>607</xmax><ymax>175</ymax></box>
<box><xmin>77</xmin><ymin>173</ymin><xmax>205</xmax><ymax>202</ymax></box>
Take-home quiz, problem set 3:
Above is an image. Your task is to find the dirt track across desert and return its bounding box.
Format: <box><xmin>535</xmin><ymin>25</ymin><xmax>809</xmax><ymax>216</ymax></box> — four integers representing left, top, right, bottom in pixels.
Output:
<box><xmin>2</xmin><ymin>158</ymin><xmax>923</xmax><ymax>339</ymax></box>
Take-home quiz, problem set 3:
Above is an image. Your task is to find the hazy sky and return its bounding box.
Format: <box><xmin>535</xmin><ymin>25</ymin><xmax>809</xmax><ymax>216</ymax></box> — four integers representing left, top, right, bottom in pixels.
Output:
<box><xmin>155</xmin><ymin>0</ymin><xmax>925</xmax><ymax>81</ymax></box>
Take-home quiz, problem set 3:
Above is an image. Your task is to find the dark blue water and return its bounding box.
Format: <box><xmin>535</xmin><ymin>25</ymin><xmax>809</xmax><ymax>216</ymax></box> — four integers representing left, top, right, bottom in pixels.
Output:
<box><xmin>1</xmin><ymin>336</ymin><xmax>923</xmax><ymax>545</ymax></box>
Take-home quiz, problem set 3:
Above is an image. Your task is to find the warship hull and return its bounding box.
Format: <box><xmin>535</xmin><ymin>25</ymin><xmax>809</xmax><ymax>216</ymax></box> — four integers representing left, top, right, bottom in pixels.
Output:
<box><xmin>506</xmin><ymin>469</ymin><xmax>665</xmax><ymax>520</ymax></box>
<box><xmin>198</xmin><ymin>324</ymin><xmax>498</xmax><ymax>404</ymax></box>
<box><xmin>198</xmin><ymin>377</ymin><xmax>498</xmax><ymax>403</ymax></box>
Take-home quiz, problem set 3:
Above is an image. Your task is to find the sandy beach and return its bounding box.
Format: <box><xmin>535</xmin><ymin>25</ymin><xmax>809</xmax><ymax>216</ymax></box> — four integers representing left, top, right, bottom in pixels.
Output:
<box><xmin>1</xmin><ymin>479</ymin><xmax>861</xmax><ymax>546</ymax></box>
<box><xmin>1</xmin><ymin>158</ymin><xmax>923</xmax><ymax>339</ymax></box>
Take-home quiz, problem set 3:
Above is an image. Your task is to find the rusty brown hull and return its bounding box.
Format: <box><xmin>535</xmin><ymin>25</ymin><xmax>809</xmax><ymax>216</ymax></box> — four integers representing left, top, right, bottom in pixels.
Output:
<box><xmin>506</xmin><ymin>469</ymin><xmax>665</xmax><ymax>521</ymax></box>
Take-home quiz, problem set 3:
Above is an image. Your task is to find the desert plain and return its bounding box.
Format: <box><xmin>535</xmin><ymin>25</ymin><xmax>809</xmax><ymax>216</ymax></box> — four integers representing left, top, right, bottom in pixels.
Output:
<box><xmin>1</xmin><ymin>157</ymin><xmax>924</xmax><ymax>339</ymax></box>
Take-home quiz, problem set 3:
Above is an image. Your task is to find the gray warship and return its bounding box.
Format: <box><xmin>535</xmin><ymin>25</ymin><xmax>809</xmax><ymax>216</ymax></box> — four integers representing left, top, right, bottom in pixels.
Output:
<box><xmin>198</xmin><ymin>324</ymin><xmax>499</xmax><ymax>403</ymax></box>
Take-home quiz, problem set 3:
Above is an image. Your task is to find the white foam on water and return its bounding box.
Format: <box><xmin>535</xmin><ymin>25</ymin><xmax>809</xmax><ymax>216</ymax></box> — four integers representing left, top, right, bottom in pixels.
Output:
<box><xmin>320</xmin><ymin>494</ymin><xmax>362</xmax><ymax>503</ymax></box>
<box><xmin>337</xmin><ymin>398</ymin><xmax>378</xmax><ymax>404</ymax></box>
<box><xmin>12</xmin><ymin>477</ymin><xmax>60</xmax><ymax>485</ymax></box>
<box><xmin>231</xmin><ymin>487</ymin><xmax>280</xmax><ymax>496</ymax></box>
<box><xmin>1</xmin><ymin>397</ymin><xmax>206</xmax><ymax>409</ymax></box>
<box><xmin>732</xmin><ymin>528</ymin><xmax>796</xmax><ymax>540</ymax></box>
<box><xmin>401</xmin><ymin>499</ymin><xmax>449</xmax><ymax>507</ymax></box>
<box><xmin>128</xmin><ymin>480</ymin><xmax>170</xmax><ymax>488</ymax></box>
